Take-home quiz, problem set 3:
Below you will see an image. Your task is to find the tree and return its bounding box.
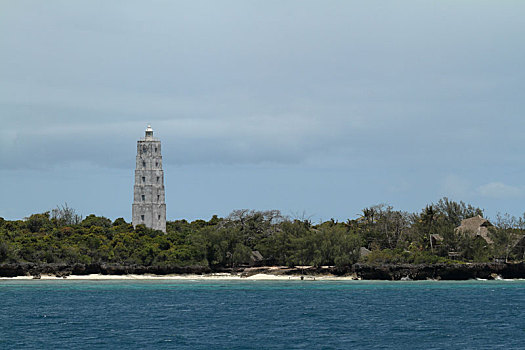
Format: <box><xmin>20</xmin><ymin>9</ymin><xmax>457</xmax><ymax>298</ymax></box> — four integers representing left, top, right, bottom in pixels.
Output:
<box><xmin>25</xmin><ymin>212</ymin><xmax>51</xmax><ymax>233</ymax></box>
<box><xmin>81</xmin><ymin>214</ymin><xmax>112</xmax><ymax>228</ymax></box>
<box><xmin>232</xmin><ymin>243</ymin><xmax>252</xmax><ymax>267</ymax></box>
<box><xmin>51</xmin><ymin>203</ymin><xmax>82</xmax><ymax>227</ymax></box>
<box><xmin>413</xmin><ymin>198</ymin><xmax>485</xmax><ymax>258</ymax></box>
<box><xmin>0</xmin><ymin>240</ymin><xmax>12</xmax><ymax>262</ymax></box>
<box><xmin>490</xmin><ymin>213</ymin><xmax>522</xmax><ymax>262</ymax></box>
<box><xmin>359</xmin><ymin>205</ymin><xmax>410</xmax><ymax>250</ymax></box>
<box><xmin>225</xmin><ymin>209</ymin><xmax>284</xmax><ymax>249</ymax></box>
<box><xmin>113</xmin><ymin>218</ymin><xmax>127</xmax><ymax>226</ymax></box>
<box><xmin>434</xmin><ymin>197</ymin><xmax>483</xmax><ymax>227</ymax></box>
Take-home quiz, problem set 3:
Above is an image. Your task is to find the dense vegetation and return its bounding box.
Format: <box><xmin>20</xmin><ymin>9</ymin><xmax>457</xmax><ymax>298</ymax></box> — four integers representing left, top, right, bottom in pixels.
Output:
<box><xmin>0</xmin><ymin>199</ymin><xmax>524</xmax><ymax>268</ymax></box>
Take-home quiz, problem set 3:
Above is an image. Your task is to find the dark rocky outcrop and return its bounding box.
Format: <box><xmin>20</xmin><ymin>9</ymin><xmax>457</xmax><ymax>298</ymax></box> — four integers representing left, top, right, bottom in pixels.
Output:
<box><xmin>0</xmin><ymin>263</ymin><xmax>35</xmax><ymax>277</ymax></box>
<box><xmin>0</xmin><ymin>263</ymin><xmax>211</xmax><ymax>278</ymax></box>
<box><xmin>351</xmin><ymin>262</ymin><xmax>525</xmax><ymax>280</ymax></box>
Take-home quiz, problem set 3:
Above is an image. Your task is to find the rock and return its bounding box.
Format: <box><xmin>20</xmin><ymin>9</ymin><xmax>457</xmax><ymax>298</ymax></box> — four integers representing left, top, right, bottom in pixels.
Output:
<box><xmin>489</xmin><ymin>273</ymin><xmax>503</xmax><ymax>280</ymax></box>
<box><xmin>55</xmin><ymin>270</ymin><xmax>71</xmax><ymax>278</ymax></box>
<box><xmin>0</xmin><ymin>263</ymin><xmax>34</xmax><ymax>277</ymax></box>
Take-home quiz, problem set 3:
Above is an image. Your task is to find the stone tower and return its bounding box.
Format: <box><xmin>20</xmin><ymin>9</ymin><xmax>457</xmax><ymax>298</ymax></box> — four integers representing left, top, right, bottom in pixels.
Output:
<box><xmin>132</xmin><ymin>125</ymin><xmax>166</xmax><ymax>232</ymax></box>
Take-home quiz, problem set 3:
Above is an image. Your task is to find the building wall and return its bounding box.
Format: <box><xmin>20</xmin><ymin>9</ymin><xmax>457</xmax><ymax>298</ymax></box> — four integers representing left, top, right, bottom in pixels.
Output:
<box><xmin>132</xmin><ymin>138</ymin><xmax>166</xmax><ymax>232</ymax></box>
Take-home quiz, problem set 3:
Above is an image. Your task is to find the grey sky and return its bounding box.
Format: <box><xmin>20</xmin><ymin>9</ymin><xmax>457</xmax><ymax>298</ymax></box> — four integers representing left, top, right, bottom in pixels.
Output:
<box><xmin>1</xmin><ymin>1</ymin><xmax>524</xmax><ymax>222</ymax></box>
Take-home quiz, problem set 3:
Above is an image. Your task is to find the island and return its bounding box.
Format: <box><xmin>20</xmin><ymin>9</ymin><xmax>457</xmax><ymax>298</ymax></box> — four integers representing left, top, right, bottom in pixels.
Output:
<box><xmin>1</xmin><ymin>198</ymin><xmax>524</xmax><ymax>280</ymax></box>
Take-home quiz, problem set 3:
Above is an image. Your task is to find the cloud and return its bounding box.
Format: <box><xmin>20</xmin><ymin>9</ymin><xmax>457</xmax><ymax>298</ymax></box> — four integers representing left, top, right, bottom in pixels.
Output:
<box><xmin>477</xmin><ymin>182</ymin><xmax>525</xmax><ymax>199</ymax></box>
<box><xmin>1</xmin><ymin>3</ymin><xmax>525</xmax><ymax>173</ymax></box>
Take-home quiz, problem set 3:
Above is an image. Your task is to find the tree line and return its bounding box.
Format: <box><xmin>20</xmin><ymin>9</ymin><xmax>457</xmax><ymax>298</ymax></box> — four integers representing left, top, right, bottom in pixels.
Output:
<box><xmin>0</xmin><ymin>199</ymin><xmax>524</xmax><ymax>268</ymax></box>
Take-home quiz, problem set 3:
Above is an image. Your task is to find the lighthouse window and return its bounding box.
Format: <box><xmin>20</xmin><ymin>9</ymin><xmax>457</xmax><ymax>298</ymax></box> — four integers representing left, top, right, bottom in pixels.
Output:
<box><xmin>142</xmin><ymin>161</ymin><xmax>146</xmax><ymax>167</ymax></box>
<box><xmin>141</xmin><ymin>195</ymin><xmax>145</xmax><ymax>201</ymax></box>
<box><xmin>141</xmin><ymin>215</ymin><xmax>144</xmax><ymax>221</ymax></box>
<box><xmin>158</xmin><ymin>215</ymin><xmax>161</xmax><ymax>220</ymax></box>
<box><xmin>155</xmin><ymin>147</ymin><xmax>157</xmax><ymax>152</ymax></box>
<box><xmin>157</xmin><ymin>195</ymin><xmax>160</xmax><ymax>201</ymax></box>
<box><xmin>142</xmin><ymin>176</ymin><xmax>145</xmax><ymax>183</ymax></box>
<box><xmin>156</xmin><ymin>176</ymin><xmax>159</xmax><ymax>183</ymax></box>
<box><xmin>156</xmin><ymin>161</ymin><xmax>158</xmax><ymax>167</ymax></box>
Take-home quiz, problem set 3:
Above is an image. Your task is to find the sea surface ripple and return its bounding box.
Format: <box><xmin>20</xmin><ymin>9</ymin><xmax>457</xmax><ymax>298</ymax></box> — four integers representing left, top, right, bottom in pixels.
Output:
<box><xmin>0</xmin><ymin>280</ymin><xmax>524</xmax><ymax>349</ymax></box>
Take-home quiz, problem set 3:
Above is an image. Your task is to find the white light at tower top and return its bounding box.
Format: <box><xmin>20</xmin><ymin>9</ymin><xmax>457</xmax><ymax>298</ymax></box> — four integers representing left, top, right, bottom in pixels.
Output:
<box><xmin>145</xmin><ymin>124</ymin><xmax>154</xmax><ymax>139</ymax></box>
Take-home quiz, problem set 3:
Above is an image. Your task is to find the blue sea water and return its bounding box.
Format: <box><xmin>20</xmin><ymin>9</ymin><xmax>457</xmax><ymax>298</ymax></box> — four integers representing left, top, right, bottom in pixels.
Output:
<box><xmin>0</xmin><ymin>280</ymin><xmax>524</xmax><ymax>349</ymax></box>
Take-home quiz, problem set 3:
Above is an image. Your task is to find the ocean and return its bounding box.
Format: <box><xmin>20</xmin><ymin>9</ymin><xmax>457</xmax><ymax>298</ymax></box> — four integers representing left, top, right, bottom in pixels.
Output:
<box><xmin>0</xmin><ymin>280</ymin><xmax>523</xmax><ymax>349</ymax></box>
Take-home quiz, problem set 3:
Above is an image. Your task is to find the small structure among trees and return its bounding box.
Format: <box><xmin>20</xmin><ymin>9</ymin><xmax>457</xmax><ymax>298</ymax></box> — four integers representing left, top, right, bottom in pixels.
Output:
<box><xmin>455</xmin><ymin>215</ymin><xmax>493</xmax><ymax>244</ymax></box>
<box><xmin>455</xmin><ymin>214</ymin><xmax>525</xmax><ymax>262</ymax></box>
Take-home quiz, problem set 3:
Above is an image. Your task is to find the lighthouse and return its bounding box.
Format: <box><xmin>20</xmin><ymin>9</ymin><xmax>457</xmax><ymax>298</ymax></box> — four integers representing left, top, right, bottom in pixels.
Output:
<box><xmin>132</xmin><ymin>125</ymin><xmax>166</xmax><ymax>232</ymax></box>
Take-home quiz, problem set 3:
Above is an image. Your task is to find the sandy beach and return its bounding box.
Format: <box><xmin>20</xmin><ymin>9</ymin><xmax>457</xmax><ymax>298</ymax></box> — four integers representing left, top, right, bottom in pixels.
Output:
<box><xmin>0</xmin><ymin>273</ymin><xmax>359</xmax><ymax>281</ymax></box>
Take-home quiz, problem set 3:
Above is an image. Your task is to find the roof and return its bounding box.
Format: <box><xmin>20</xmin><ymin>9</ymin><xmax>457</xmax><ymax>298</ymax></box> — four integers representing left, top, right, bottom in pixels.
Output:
<box><xmin>458</xmin><ymin>215</ymin><xmax>492</xmax><ymax>230</ymax></box>
<box><xmin>430</xmin><ymin>234</ymin><xmax>443</xmax><ymax>242</ymax></box>
<box><xmin>456</xmin><ymin>215</ymin><xmax>493</xmax><ymax>243</ymax></box>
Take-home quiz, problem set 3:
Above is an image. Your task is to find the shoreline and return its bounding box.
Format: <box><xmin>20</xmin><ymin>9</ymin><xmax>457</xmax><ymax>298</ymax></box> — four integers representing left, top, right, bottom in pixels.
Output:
<box><xmin>1</xmin><ymin>273</ymin><xmax>523</xmax><ymax>281</ymax></box>
<box><xmin>0</xmin><ymin>273</ymin><xmax>356</xmax><ymax>281</ymax></box>
<box><xmin>1</xmin><ymin>262</ymin><xmax>524</xmax><ymax>281</ymax></box>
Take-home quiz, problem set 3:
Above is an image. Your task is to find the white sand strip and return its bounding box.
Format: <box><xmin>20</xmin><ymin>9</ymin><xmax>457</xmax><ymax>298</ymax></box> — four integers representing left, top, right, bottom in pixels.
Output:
<box><xmin>0</xmin><ymin>273</ymin><xmax>359</xmax><ymax>281</ymax></box>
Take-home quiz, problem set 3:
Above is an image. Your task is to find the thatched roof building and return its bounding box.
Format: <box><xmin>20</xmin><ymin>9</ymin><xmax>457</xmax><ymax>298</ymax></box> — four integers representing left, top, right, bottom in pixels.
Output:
<box><xmin>455</xmin><ymin>215</ymin><xmax>493</xmax><ymax>243</ymax></box>
<box><xmin>430</xmin><ymin>234</ymin><xmax>444</xmax><ymax>246</ymax></box>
